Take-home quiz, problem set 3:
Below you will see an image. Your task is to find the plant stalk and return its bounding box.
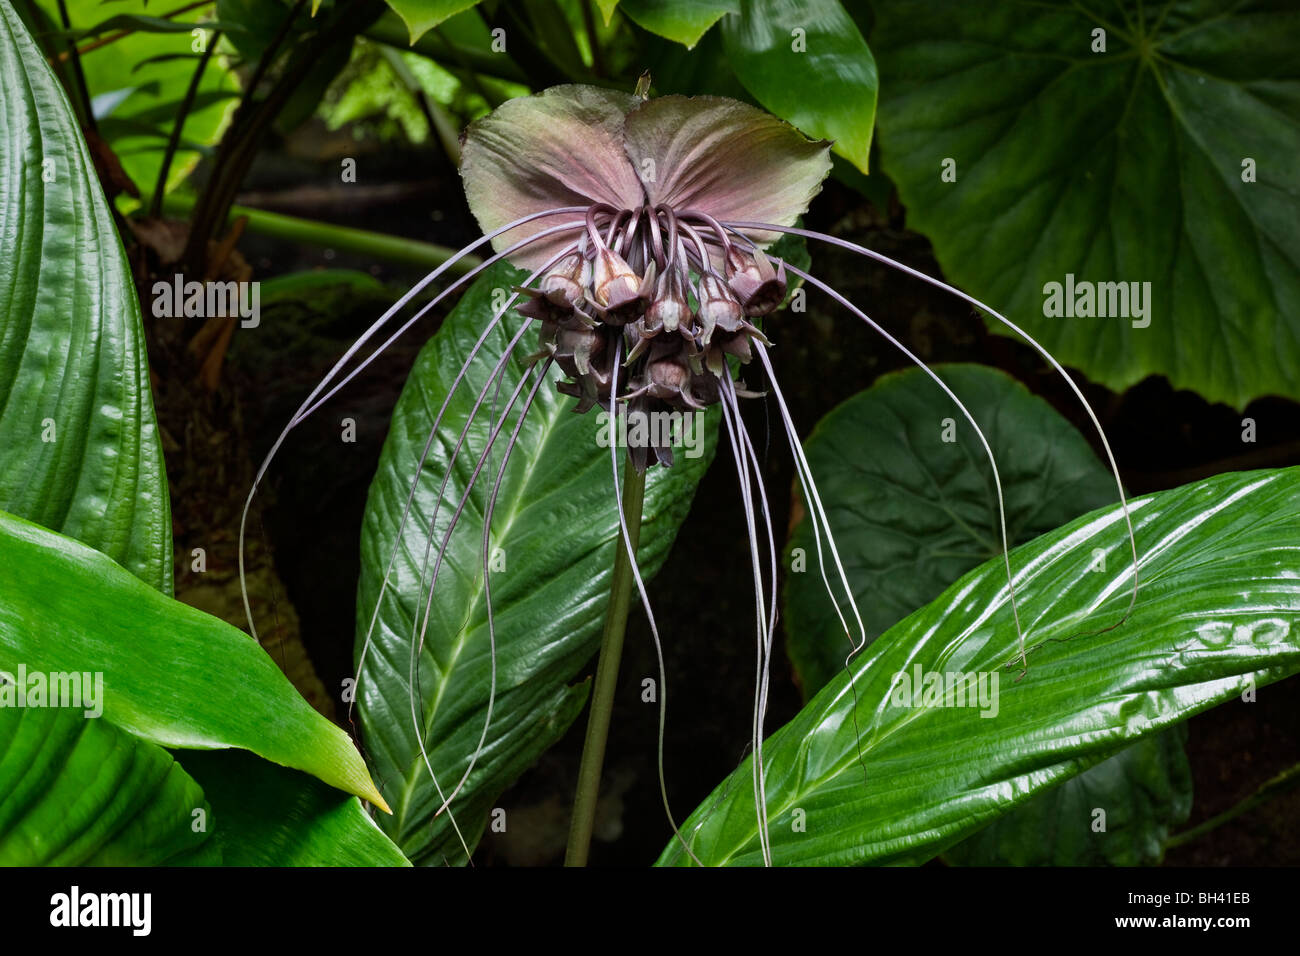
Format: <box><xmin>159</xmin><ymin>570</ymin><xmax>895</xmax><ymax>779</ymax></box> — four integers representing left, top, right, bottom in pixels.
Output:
<box><xmin>151</xmin><ymin>31</ymin><xmax>218</xmax><ymax>217</ymax></box>
<box><xmin>565</xmin><ymin>457</ymin><xmax>646</xmax><ymax>866</ymax></box>
<box><xmin>150</xmin><ymin>191</ymin><xmax>481</xmax><ymax>272</ymax></box>
<box><xmin>1165</xmin><ymin>761</ymin><xmax>1300</xmax><ymax>850</ymax></box>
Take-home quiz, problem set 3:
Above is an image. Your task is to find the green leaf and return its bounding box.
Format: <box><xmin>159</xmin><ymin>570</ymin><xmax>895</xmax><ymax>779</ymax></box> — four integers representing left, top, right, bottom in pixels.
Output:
<box><xmin>384</xmin><ymin>0</ymin><xmax>482</xmax><ymax>44</ymax></box>
<box><xmin>944</xmin><ymin>723</ymin><xmax>1192</xmax><ymax>865</ymax></box>
<box><xmin>594</xmin><ymin>0</ymin><xmax>620</xmax><ymax>27</ymax></box>
<box><xmin>0</xmin><ymin>509</ymin><xmax>387</xmax><ymax>811</ymax></box>
<box><xmin>785</xmin><ymin>364</ymin><xmax>1117</xmax><ymax>696</ymax></box>
<box><xmin>658</xmin><ymin>466</ymin><xmax>1300</xmax><ymax>865</ymax></box>
<box><xmin>0</xmin><ymin>706</ymin><xmax>217</xmax><ymax>865</ymax></box>
<box><xmin>784</xmin><ymin>364</ymin><xmax>1191</xmax><ymax>865</ymax></box>
<box><xmin>67</xmin><ymin>15</ymin><xmax>249</xmax><ymax>40</ymax></box>
<box><xmin>0</xmin><ymin>3</ymin><xmax>172</xmax><ymax>592</ymax></box>
<box><xmin>357</xmin><ymin>262</ymin><xmax>718</xmax><ymax>865</ymax></box>
<box><xmin>721</xmin><ymin>0</ymin><xmax>877</xmax><ymax>173</ymax></box>
<box><xmin>871</xmin><ymin>0</ymin><xmax>1300</xmax><ymax>409</ymax></box>
<box><xmin>177</xmin><ymin>750</ymin><xmax>410</xmax><ymax>866</ymax></box>
<box><xmin>621</xmin><ymin>0</ymin><xmax>739</xmax><ymax>48</ymax></box>
<box><xmin>36</xmin><ymin>0</ymin><xmax>238</xmax><ymax>197</ymax></box>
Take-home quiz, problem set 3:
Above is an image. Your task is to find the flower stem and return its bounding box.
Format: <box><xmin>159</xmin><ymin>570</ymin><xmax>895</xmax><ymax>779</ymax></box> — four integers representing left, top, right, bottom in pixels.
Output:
<box><xmin>565</xmin><ymin>456</ymin><xmax>646</xmax><ymax>866</ymax></box>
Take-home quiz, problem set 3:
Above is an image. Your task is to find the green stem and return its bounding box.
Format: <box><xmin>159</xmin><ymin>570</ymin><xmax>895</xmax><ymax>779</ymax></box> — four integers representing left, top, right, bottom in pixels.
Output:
<box><xmin>151</xmin><ymin>30</ymin><xmax>218</xmax><ymax>218</ymax></box>
<box><xmin>150</xmin><ymin>192</ymin><xmax>481</xmax><ymax>273</ymax></box>
<box><xmin>1165</xmin><ymin>761</ymin><xmax>1300</xmax><ymax>850</ymax></box>
<box><xmin>54</xmin><ymin>0</ymin><xmax>96</xmax><ymax>133</ymax></box>
<box><xmin>565</xmin><ymin>457</ymin><xmax>646</xmax><ymax>867</ymax></box>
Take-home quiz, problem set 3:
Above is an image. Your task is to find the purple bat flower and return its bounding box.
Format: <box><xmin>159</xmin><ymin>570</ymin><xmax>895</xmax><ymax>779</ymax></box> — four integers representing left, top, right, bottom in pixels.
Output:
<box><xmin>241</xmin><ymin>82</ymin><xmax>1138</xmax><ymax>867</ymax></box>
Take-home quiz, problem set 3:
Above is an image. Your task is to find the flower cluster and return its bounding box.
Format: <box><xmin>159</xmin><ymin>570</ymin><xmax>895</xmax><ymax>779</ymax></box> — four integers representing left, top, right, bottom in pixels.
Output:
<box><xmin>517</xmin><ymin>209</ymin><xmax>788</xmax><ymax>413</ymax></box>
<box><xmin>459</xmin><ymin>84</ymin><xmax>832</xmax><ymax>468</ymax></box>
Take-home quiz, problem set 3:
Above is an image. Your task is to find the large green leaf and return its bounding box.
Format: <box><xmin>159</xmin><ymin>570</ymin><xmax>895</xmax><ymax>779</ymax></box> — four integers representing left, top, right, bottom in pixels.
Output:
<box><xmin>357</xmin><ymin>262</ymin><xmax>717</xmax><ymax>865</ymax></box>
<box><xmin>178</xmin><ymin>750</ymin><xmax>410</xmax><ymax>866</ymax></box>
<box><xmin>944</xmin><ymin>723</ymin><xmax>1191</xmax><ymax>866</ymax></box>
<box><xmin>784</xmin><ymin>363</ymin><xmax>1191</xmax><ymax>865</ymax></box>
<box><xmin>0</xmin><ymin>4</ymin><xmax>172</xmax><ymax>592</ymax></box>
<box><xmin>658</xmin><ymin>466</ymin><xmax>1300</xmax><ymax>865</ymax></box>
<box><xmin>785</xmin><ymin>364</ymin><xmax>1116</xmax><ymax>695</ymax></box>
<box><xmin>871</xmin><ymin>0</ymin><xmax>1300</xmax><ymax>409</ymax></box>
<box><xmin>0</xmin><ymin>705</ymin><xmax>217</xmax><ymax>865</ymax></box>
<box><xmin>621</xmin><ymin>0</ymin><xmax>739</xmax><ymax>48</ymax></box>
<box><xmin>721</xmin><ymin>0</ymin><xmax>877</xmax><ymax>173</ymax></box>
<box><xmin>0</xmin><ymin>508</ymin><xmax>386</xmax><ymax>810</ymax></box>
<box><xmin>35</xmin><ymin>0</ymin><xmax>238</xmax><ymax>199</ymax></box>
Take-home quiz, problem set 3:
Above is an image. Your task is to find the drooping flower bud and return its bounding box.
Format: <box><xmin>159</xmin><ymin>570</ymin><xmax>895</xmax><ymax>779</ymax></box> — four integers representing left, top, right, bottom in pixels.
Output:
<box><xmin>555</xmin><ymin>324</ymin><xmax>605</xmax><ymax>377</ymax></box>
<box><xmin>696</xmin><ymin>273</ymin><xmax>743</xmax><ymax>346</ymax></box>
<box><xmin>725</xmin><ymin>247</ymin><xmax>786</xmax><ymax>317</ymax></box>
<box><xmin>514</xmin><ymin>286</ymin><xmax>568</xmax><ymax>323</ymax></box>
<box><xmin>591</xmin><ymin>246</ymin><xmax>648</xmax><ymax>322</ymax></box>
<box><xmin>539</xmin><ymin>250</ymin><xmax>588</xmax><ymax>310</ymax></box>
<box><xmin>644</xmin><ymin>263</ymin><xmax>692</xmax><ymax>335</ymax></box>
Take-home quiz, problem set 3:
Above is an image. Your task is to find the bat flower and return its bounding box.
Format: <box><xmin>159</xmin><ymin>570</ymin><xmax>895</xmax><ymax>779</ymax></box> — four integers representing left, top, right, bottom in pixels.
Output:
<box><xmin>458</xmin><ymin>83</ymin><xmax>832</xmax><ymax>467</ymax></box>
<box><xmin>247</xmin><ymin>81</ymin><xmax>1138</xmax><ymax>869</ymax></box>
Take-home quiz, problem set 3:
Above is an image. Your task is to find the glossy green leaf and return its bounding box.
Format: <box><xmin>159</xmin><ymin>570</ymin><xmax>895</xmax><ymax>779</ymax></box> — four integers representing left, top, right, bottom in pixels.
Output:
<box><xmin>35</xmin><ymin>0</ymin><xmax>238</xmax><ymax>197</ymax></box>
<box><xmin>721</xmin><ymin>0</ymin><xmax>877</xmax><ymax>173</ymax></box>
<box><xmin>357</xmin><ymin>262</ymin><xmax>717</xmax><ymax>865</ymax></box>
<box><xmin>944</xmin><ymin>723</ymin><xmax>1191</xmax><ymax>865</ymax></box>
<box><xmin>178</xmin><ymin>750</ymin><xmax>410</xmax><ymax>866</ymax></box>
<box><xmin>785</xmin><ymin>364</ymin><xmax>1116</xmax><ymax>695</ymax></box>
<box><xmin>0</xmin><ymin>5</ymin><xmax>172</xmax><ymax>592</ymax></box>
<box><xmin>784</xmin><ymin>363</ymin><xmax>1191</xmax><ymax>865</ymax></box>
<box><xmin>659</xmin><ymin>466</ymin><xmax>1300</xmax><ymax>865</ymax></box>
<box><xmin>871</xmin><ymin>0</ymin><xmax>1300</xmax><ymax>409</ymax></box>
<box><xmin>621</xmin><ymin>0</ymin><xmax>738</xmax><ymax>48</ymax></box>
<box><xmin>0</xmin><ymin>509</ymin><xmax>386</xmax><ymax>810</ymax></box>
<box><xmin>0</xmin><ymin>705</ymin><xmax>217</xmax><ymax>865</ymax></box>
<box><xmin>384</xmin><ymin>0</ymin><xmax>482</xmax><ymax>44</ymax></box>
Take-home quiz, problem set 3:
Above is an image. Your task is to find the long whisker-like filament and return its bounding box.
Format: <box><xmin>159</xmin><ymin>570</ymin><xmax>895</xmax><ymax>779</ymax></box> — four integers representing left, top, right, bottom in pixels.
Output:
<box><xmin>718</xmin><ymin>374</ymin><xmax>778</xmax><ymax>867</ymax></box>
<box><xmin>751</xmin><ymin>340</ymin><xmax>876</xmax><ymax>777</ymax></box>
<box><xmin>354</xmin><ymin>244</ymin><xmax>581</xmax><ymax>718</ymax></box>
<box><xmin>401</xmin><ymin>323</ymin><xmax>540</xmax><ymax>853</ymax></box>
<box><xmin>606</xmin><ymin>341</ymin><xmax>704</xmax><ymax>867</ymax></box>
<box><xmin>457</xmin><ymin>358</ymin><xmax>554</xmax><ymax>814</ymax></box>
<box><xmin>239</xmin><ymin>212</ymin><xmax>586</xmax><ymax>641</ymax></box>
<box><xmin>724</xmin><ymin>219</ymin><xmax>1140</xmax><ymax>647</ymax></box>
<box><xmin>772</xmin><ymin>257</ymin><xmax>1028</xmax><ymax>671</ymax></box>
<box><xmin>714</xmin><ymin>224</ymin><xmax>1030</xmax><ymax>670</ymax></box>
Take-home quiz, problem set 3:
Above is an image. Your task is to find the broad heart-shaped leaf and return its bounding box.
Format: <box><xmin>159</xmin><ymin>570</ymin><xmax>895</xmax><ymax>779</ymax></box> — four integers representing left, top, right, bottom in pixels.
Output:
<box><xmin>0</xmin><ymin>705</ymin><xmax>218</xmax><ymax>865</ymax></box>
<box><xmin>783</xmin><ymin>363</ymin><xmax>1191</xmax><ymax>865</ymax></box>
<box><xmin>177</xmin><ymin>750</ymin><xmax>410</xmax><ymax>866</ymax></box>
<box><xmin>383</xmin><ymin>0</ymin><xmax>482</xmax><ymax>44</ymax></box>
<box><xmin>0</xmin><ymin>509</ymin><xmax>386</xmax><ymax>811</ymax></box>
<box><xmin>33</xmin><ymin>0</ymin><xmax>237</xmax><ymax>200</ymax></box>
<box><xmin>870</xmin><ymin>0</ymin><xmax>1300</xmax><ymax>409</ymax></box>
<box><xmin>357</xmin><ymin>262</ymin><xmax>718</xmax><ymax>865</ymax></box>
<box><xmin>620</xmin><ymin>0</ymin><xmax>739</xmax><ymax>48</ymax></box>
<box><xmin>0</xmin><ymin>5</ymin><xmax>172</xmax><ymax>592</ymax></box>
<box><xmin>944</xmin><ymin>723</ymin><xmax>1191</xmax><ymax>866</ymax></box>
<box><xmin>721</xmin><ymin>0</ymin><xmax>877</xmax><ymax>174</ymax></box>
<box><xmin>657</xmin><ymin>466</ymin><xmax>1300</xmax><ymax>866</ymax></box>
<box><xmin>785</xmin><ymin>364</ymin><xmax>1117</xmax><ymax>695</ymax></box>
